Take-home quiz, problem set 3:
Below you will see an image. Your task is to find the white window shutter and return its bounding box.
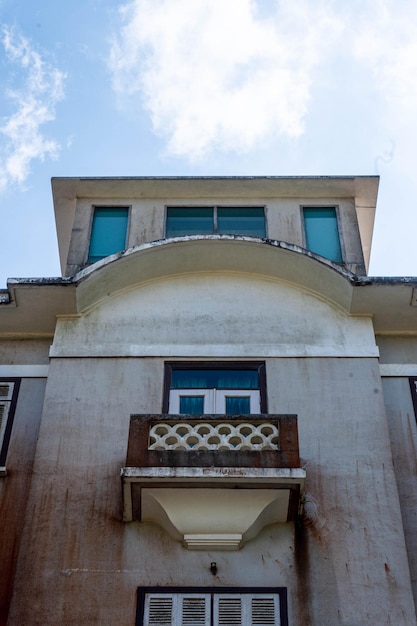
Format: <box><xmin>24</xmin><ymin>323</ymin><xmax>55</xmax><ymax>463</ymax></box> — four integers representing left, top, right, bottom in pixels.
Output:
<box><xmin>214</xmin><ymin>594</ymin><xmax>280</xmax><ymax>626</ymax></box>
<box><xmin>144</xmin><ymin>593</ymin><xmax>210</xmax><ymax>626</ymax></box>
<box><xmin>251</xmin><ymin>595</ymin><xmax>280</xmax><ymax>625</ymax></box>
<box><xmin>0</xmin><ymin>381</ymin><xmax>14</xmax><ymax>447</ymax></box>
<box><xmin>180</xmin><ymin>595</ymin><xmax>210</xmax><ymax>625</ymax></box>
<box><xmin>216</xmin><ymin>595</ymin><xmax>243</xmax><ymax>625</ymax></box>
<box><xmin>0</xmin><ymin>382</ymin><xmax>14</xmax><ymax>401</ymax></box>
<box><xmin>145</xmin><ymin>594</ymin><xmax>173</xmax><ymax>625</ymax></box>
<box><xmin>144</xmin><ymin>592</ymin><xmax>280</xmax><ymax>626</ymax></box>
<box><xmin>0</xmin><ymin>401</ymin><xmax>11</xmax><ymax>446</ymax></box>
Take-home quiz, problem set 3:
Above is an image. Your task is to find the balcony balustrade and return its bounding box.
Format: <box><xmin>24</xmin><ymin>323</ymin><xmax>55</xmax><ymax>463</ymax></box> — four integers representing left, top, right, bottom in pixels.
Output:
<box><xmin>121</xmin><ymin>414</ymin><xmax>305</xmax><ymax>550</ymax></box>
<box><xmin>125</xmin><ymin>414</ymin><xmax>301</xmax><ymax>469</ymax></box>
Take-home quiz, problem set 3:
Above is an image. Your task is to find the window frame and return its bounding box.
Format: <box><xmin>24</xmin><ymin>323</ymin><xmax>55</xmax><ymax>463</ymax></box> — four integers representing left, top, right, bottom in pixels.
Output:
<box><xmin>163</xmin><ymin>362</ymin><xmax>267</xmax><ymax>414</ymax></box>
<box><xmin>86</xmin><ymin>205</ymin><xmax>130</xmax><ymax>264</ymax></box>
<box><xmin>409</xmin><ymin>378</ymin><xmax>417</xmax><ymax>422</ymax></box>
<box><xmin>168</xmin><ymin>388</ymin><xmax>261</xmax><ymax>414</ymax></box>
<box><xmin>136</xmin><ymin>587</ymin><xmax>288</xmax><ymax>626</ymax></box>
<box><xmin>0</xmin><ymin>378</ymin><xmax>21</xmax><ymax>469</ymax></box>
<box><xmin>301</xmin><ymin>205</ymin><xmax>344</xmax><ymax>263</ymax></box>
<box><xmin>164</xmin><ymin>206</ymin><xmax>267</xmax><ymax>239</ymax></box>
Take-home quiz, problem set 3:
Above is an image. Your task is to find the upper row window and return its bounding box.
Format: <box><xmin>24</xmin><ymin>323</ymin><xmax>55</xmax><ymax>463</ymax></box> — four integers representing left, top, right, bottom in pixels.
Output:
<box><xmin>88</xmin><ymin>207</ymin><xmax>129</xmax><ymax>263</ymax></box>
<box><xmin>85</xmin><ymin>205</ymin><xmax>343</xmax><ymax>265</ymax></box>
<box><xmin>303</xmin><ymin>207</ymin><xmax>342</xmax><ymax>263</ymax></box>
<box><xmin>166</xmin><ymin>207</ymin><xmax>266</xmax><ymax>238</ymax></box>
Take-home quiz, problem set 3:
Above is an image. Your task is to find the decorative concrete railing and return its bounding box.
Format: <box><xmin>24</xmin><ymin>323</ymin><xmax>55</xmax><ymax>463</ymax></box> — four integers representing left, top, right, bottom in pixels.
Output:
<box><xmin>126</xmin><ymin>415</ymin><xmax>300</xmax><ymax>469</ymax></box>
<box><xmin>149</xmin><ymin>421</ymin><xmax>279</xmax><ymax>451</ymax></box>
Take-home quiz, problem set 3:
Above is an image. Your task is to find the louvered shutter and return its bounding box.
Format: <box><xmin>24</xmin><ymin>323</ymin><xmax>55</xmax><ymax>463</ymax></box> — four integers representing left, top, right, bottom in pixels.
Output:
<box><xmin>0</xmin><ymin>382</ymin><xmax>14</xmax><ymax>447</ymax></box>
<box><xmin>214</xmin><ymin>594</ymin><xmax>280</xmax><ymax>626</ymax></box>
<box><xmin>0</xmin><ymin>382</ymin><xmax>14</xmax><ymax>402</ymax></box>
<box><xmin>180</xmin><ymin>595</ymin><xmax>210</xmax><ymax>625</ymax></box>
<box><xmin>144</xmin><ymin>593</ymin><xmax>210</xmax><ymax>626</ymax></box>
<box><xmin>216</xmin><ymin>595</ymin><xmax>243</xmax><ymax>625</ymax></box>
<box><xmin>250</xmin><ymin>595</ymin><xmax>280</xmax><ymax>625</ymax></box>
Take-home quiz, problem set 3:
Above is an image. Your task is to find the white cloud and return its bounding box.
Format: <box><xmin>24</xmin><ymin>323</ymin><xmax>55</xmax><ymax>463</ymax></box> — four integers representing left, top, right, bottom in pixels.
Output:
<box><xmin>109</xmin><ymin>0</ymin><xmax>343</xmax><ymax>159</ymax></box>
<box><xmin>351</xmin><ymin>0</ymin><xmax>417</xmax><ymax>182</ymax></box>
<box><xmin>0</xmin><ymin>26</ymin><xmax>66</xmax><ymax>191</ymax></box>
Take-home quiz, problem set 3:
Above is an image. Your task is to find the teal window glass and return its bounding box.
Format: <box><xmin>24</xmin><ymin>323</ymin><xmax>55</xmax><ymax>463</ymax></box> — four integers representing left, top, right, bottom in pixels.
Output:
<box><xmin>171</xmin><ymin>369</ymin><xmax>259</xmax><ymax>389</ymax></box>
<box><xmin>303</xmin><ymin>208</ymin><xmax>342</xmax><ymax>262</ymax></box>
<box><xmin>166</xmin><ymin>208</ymin><xmax>213</xmax><ymax>237</ymax></box>
<box><xmin>217</xmin><ymin>208</ymin><xmax>266</xmax><ymax>237</ymax></box>
<box><xmin>179</xmin><ymin>396</ymin><xmax>205</xmax><ymax>414</ymax></box>
<box><xmin>88</xmin><ymin>207</ymin><xmax>129</xmax><ymax>263</ymax></box>
<box><xmin>225</xmin><ymin>396</ymin><xmax>251</xmax><ymax>415</ymax></box>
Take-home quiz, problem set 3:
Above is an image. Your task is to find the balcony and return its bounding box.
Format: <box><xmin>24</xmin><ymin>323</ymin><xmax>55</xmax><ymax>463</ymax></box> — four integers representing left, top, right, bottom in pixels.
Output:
<box><xmin>121</xmin><ymin>414</ymin><xmax>305</xmax><ymax>550</ymax></box>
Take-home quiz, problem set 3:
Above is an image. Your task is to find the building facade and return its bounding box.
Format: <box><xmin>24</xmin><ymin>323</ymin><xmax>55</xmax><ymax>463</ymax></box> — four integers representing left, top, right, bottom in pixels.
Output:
<box><xmin>1</xmin><ymin>176</ymin><xmax>417</xmax><ymax>625</ymax></box>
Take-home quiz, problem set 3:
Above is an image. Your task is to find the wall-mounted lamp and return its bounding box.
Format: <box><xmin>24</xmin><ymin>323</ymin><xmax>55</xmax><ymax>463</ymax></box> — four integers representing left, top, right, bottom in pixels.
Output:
<box><xmin>210</xmin><ymin>562</ymin><xmax>217</xmax><ymax>575</ymax></box>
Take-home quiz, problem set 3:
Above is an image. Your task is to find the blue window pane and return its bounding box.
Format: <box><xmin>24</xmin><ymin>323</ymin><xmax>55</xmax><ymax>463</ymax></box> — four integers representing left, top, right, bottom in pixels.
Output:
<box><xmin>166</xmin><ymin>208</ymin><xmax>214</xmax><ymax>237</ymax></box>
<box><xmin>303</xmin><ymin>208</ymin><xmax>342</xmax><ymax>262</ymax></box>
<box><xmin>179</xmin><ymin>396</ymin><xmax>205</xmax><ymax>414</ymax></box>
<box><xmin>172</xmin><ymin>370</ymin><xmax>259</xmax><ymax>389</ymax></box>
<box><xmin>217</xmin><ymin>208</ymin><xmax>266</xmax><ymax>237</ymax></box>
<box><xmin>225</xmin><ymin>396</ymin><xmax>251</xmax><ymax>415</ymax></box>
<box><xmin>88</xmin><ymin>207</ymin><xmax>128</xmax><ymax>263</ymax></box>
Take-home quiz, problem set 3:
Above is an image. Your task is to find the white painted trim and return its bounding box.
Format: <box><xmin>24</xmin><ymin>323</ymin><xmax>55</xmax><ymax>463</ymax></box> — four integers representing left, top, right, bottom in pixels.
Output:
<box><xmin>0</xmin><ymin>365</ymin><xmax>49</xmax><ymax>377</ymax></box>
<box><xmin>0</xmin><ymin>466</ymin><xmax>7</xmax><ymax>477</ymax></box>
<box><xmin>121</xmin><ymin>466</ymin><xmax>306</xmax><ymax>482</ymax></box>
<box><xmin>379</xmin><ymin>364</ymin><xmax>417</xmax><ymax>377</ymax></box>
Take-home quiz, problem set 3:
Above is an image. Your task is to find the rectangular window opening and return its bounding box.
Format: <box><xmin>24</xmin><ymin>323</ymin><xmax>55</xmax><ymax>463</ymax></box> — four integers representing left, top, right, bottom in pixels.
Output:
<box><xmin>0</xmin><ymin>378</ymin><xmax>21</xmax><ymax>468</ymax></box>
<box><xmin>166</xmin><ymin>207</ymin><xmax>265</xmax><ymax>238</ymax></box>
<box><xmin>88</xmin><ymin>206</ymin><xmax>129</xmax><ymax>263</ymax></box>
<box><xmin>137</xmin><ymin>587</ymin><xmax>288</xmax><ymax>626</ymax></box>
<box><xmin>303</xmin><ymin>207</ymin><xmax>342</xmax><ymax>263</ymax></box>
<box><xmin>164</xmin><ymin>363</ymin><xmax>267</xmax><ymax>414</ymax></box>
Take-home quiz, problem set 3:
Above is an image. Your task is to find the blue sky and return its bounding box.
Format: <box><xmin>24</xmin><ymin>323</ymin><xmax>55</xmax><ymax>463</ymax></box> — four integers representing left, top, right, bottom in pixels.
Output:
<box><xmin>1</xmin><ymin>0</ymin><xmax>417</xmax><ymax>286</ymax></box>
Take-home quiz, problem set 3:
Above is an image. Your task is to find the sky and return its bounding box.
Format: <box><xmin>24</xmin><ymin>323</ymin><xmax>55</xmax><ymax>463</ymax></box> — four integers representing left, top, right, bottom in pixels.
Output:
<box><xmin>1</xmin><ymin>0</ymin><xmax>417</xmax><ymax>287</ymax></box>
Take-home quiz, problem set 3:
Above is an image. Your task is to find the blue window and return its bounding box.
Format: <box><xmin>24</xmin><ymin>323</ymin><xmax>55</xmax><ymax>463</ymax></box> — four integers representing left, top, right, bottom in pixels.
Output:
<box><xmin>303</xmin><ymin>207</ymin><xmax>342</xmax><ymax>262</ymax></box>
<box><xmin>166</xmin><ymin>208</ymin><xmax>213</xmax><ymax>237</ymax></box>
<box><xmin>88</xmin><ymin>207</ymin><xmax>129</xmax><ymax>263</ymax></box>
<box><xmin>164</xmin><ymin>363</ymin><xmax>266</xmax><ymax>415</ymax></box>
<box><xmin>166</xmin><ymin>207</ymin><xmax>266</xmax><ymax>238</ymax></box>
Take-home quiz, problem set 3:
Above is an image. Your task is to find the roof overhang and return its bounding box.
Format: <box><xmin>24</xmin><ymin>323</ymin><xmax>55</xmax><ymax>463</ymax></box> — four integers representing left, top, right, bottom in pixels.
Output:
<box><xmin>2</xmin><ymin>238</ymin><xmax>416</xmax><ymax>335</ymax></box>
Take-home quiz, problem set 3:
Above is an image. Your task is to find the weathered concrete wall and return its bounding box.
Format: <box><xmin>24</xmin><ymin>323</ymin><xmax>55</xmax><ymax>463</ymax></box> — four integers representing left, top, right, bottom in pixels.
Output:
<box><xmin>65</xmin><ymin>196</ymin><xmax>365</xmax><ymax>276</ymax></box>
<box><xmin>377</xmin><ymin>335</ymin><xmax>417</xmax><ymax>364</ymax></box>
<box><xmin>381</xmin><ymin>376</ymin><xmax>417</xmax><ymax>613</ymax></box>
<box><xmin>376</xmin><ymin>334</ymin><xmax>417</xmax><ymax>610</ymax></box>
<box><xmin>0</xmin><ymin>378</ymin><xmax>46</xmax><ymax>625</ymax></box>
<box><xmin>7</xmin><ymin>355</ymin><xmax>414</xmax><ymax>625</ymax></box>
<box><xmin>51</xmin><ymin>273</ymin><xmax>376</xmax><ymax>359</ymax></box>
<box><xmin>0</xmin><ymin>339</ymin><xmax>50</xmax><ymax>364</ymax></box>
<box><xmin>6</xmin><ymin>278</ymin><xmax>415</xmax><ymax>624</ymax></box>
<box><xmin>268</xmin><ymin>357</ymin><xmax>415</xmax><ymax>625</ymax></box>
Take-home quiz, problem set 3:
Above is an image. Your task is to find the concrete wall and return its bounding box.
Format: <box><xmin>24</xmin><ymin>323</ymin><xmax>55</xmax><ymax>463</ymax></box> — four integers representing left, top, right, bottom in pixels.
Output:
<box><xmin>377</xmin><ymin>335</ymin><xmax>417</xmax><ymax>611</ymax></box>
<box><xmin>51</xmin><ymin>273</ymin><xmax>376</xmax><ymax>359</ymax></box>
<box><xmin>0</xmin><ymin>378</ymin><xmax>46</xmax><ymax>625</ymax></box>
<box><xmin>7</xmin><ymin>357</ymin><xmax>414</xmax><ymax>625</ymax></box>
<box><xmin>0</xmin><ymin>339</ymin><xmax>51</xmax><ymax>365</ymax></box>
<box><xmin>7</xmin><ymin>276</ymin><xmax>415</xmax><ymax>625</ymax></box>
<box><xmin>65</xmin><ymin>196</ymin><xmax>365</xmax><ymax>276</ymax></box>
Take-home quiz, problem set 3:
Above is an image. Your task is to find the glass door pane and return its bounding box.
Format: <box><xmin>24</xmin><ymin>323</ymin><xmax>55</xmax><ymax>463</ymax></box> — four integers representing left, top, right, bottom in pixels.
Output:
<box><xmin>169</xmin><ymin>390</ymin><xmax>214</xmax><ymax>414</ymax></box>
<box><xmin>215</xmin><ymin>390</ymin><xmax>260</xmax><ymax>414</ymax></box>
